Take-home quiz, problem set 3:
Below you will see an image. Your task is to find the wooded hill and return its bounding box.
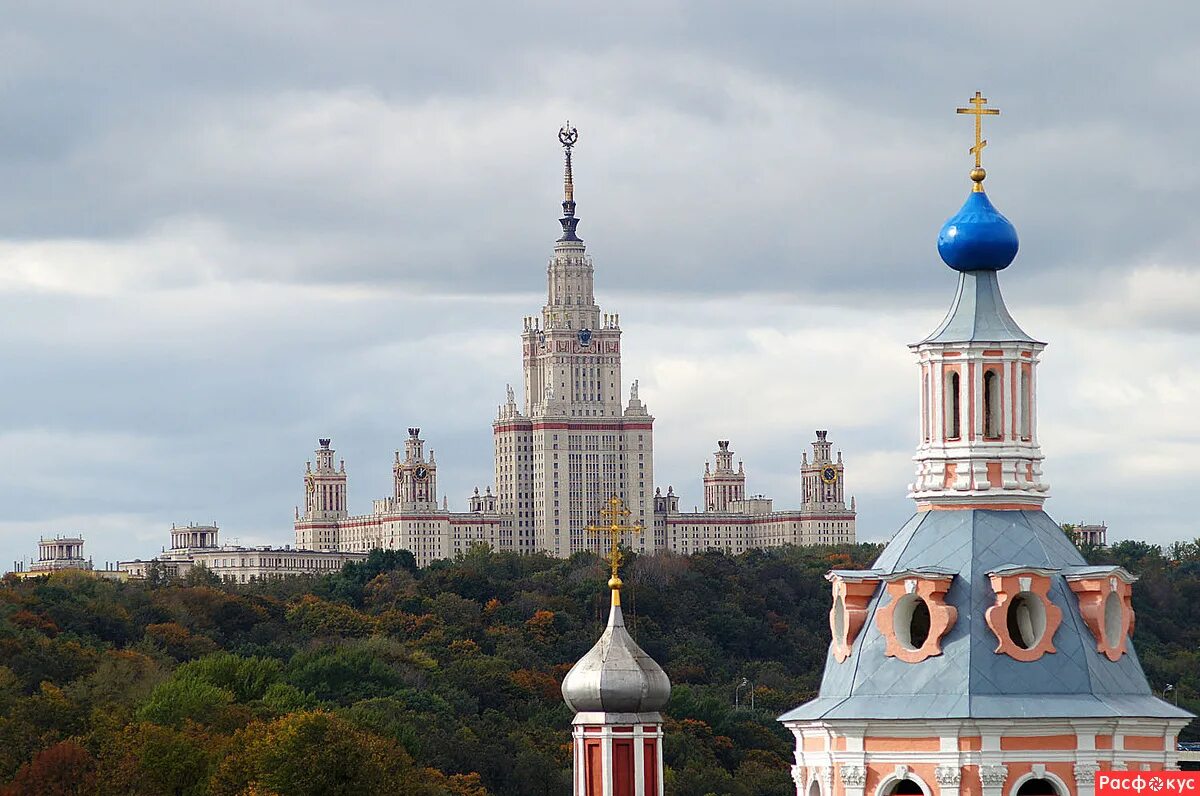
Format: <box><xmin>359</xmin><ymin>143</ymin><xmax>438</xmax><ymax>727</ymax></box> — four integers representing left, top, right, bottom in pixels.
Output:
<box><xmin>0</xmin><ymin>537</ymin><xmax>1196</xmax><ymax>795</ymax></box>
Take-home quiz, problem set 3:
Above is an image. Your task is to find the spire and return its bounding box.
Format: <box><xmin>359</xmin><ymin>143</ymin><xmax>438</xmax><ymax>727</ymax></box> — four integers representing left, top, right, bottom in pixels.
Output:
<box><xmin>557</xmin><ymin>122</ymin><xmax>581</xmax><ymax>242</ymax></box>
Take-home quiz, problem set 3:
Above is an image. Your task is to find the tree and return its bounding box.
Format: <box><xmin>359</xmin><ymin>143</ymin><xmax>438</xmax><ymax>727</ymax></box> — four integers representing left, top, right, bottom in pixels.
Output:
<box><xmin>137</xmin><ymin>676</ymin><xmax>233</xmax><ymax>727</ymax></box>
<box><xmin>185</xmin><ymin>564</ymin><xmax>222</xmax><ymax>588</ymax></box>
<box><xmin>210</xmin><ymin>711</ymin><xmax>442</xmax><ymax>796</ymax></box>
<box><xmin>0</xmin><ymin>741</ymin><xmax>97</xmax><ymax>796</ymax></box>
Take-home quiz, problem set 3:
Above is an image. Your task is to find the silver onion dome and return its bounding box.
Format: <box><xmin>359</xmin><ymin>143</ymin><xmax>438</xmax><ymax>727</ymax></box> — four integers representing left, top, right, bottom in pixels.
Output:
<box><xmin>561</xmin><ymin>591</ymin><xmax>671</xmax><ymax>715</ymax></box>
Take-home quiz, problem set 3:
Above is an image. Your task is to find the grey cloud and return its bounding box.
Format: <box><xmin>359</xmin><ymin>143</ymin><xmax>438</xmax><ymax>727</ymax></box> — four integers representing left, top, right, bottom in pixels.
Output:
<box><xmin>2</xmin><ymin>1</ymin><xmax>1199</xmax><ymax>568</ymax></box>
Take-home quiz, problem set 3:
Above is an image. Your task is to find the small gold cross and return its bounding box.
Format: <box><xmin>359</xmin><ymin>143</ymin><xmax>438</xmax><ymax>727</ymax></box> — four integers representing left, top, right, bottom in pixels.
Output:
<box><xmin>957</xmin><ymin>92</ymin><xmax>1000</xmax><ymax>190</ymax></box>
<box><xmin>585</xmin><ymin>495</ymin><xmax>643</xmax><ymax>598</ymax></box>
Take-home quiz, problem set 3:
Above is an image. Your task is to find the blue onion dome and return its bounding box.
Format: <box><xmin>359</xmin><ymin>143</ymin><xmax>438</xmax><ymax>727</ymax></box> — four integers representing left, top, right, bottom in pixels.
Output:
<box><xmin>937</xmin><ymin>188</ymin><xmax>1019</xmax><ymax>271</ymax></box>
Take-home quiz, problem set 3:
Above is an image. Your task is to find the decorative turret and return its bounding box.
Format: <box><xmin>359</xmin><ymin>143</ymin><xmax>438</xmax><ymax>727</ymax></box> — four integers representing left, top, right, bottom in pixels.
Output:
<box><xmin>562</xmin><ymin>496</ymin><xmax>669</xmax><ymax>796</ymax></box>
<box><xmin>394</xmin><ymin>428</ymin><xmax>437</xmax><ymax>509</ymax></box>
<box><xmin>703</xmin><ymin>440</ymin><xmax>746</xmax><ymax>512</ymax></box>
<box><xmin>303</xmin><ymin>438</ymin><xmax>348</xmax><ymax>521</ymax></box>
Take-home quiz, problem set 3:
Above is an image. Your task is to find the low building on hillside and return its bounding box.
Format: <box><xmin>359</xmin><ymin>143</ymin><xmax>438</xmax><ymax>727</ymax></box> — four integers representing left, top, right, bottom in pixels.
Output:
<box><xmin>117</xmin><ymin>523</ymin><xmax>367</xmax><ymax>583</ymax></box>
<box><xmin>7</xmin><ymin>536</ymin><xmax>131</xmax><ymax>581</ymax></box>
<box><xmin>1073</xmin><ymin>522</ymin><xmax>1108</xmax><ymax>547</ymax></box>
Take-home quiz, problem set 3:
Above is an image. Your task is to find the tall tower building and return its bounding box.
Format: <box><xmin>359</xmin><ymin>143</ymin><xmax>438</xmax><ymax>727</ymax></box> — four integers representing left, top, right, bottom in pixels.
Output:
<box><xmin>494</xmin><ymin>124</ymin><xmax>654</xmax><ymax>558</ymax></box>
<box><xmin>780</xmin><ymin>93</ymin><xmax>1190</xmax><ymax>796</ymax></box>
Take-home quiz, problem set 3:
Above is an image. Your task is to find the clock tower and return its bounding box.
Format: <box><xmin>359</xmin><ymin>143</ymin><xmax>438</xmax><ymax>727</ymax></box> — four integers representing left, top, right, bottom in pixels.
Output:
<box><xmin>395</xmin><ymin>427</ymin><xmax>438</xmax><ymax>511</ymax></box>
<box><xmin>801</xmin><ymin>430</ymin><xmax>848</xmax><ymax>509</ymax></box>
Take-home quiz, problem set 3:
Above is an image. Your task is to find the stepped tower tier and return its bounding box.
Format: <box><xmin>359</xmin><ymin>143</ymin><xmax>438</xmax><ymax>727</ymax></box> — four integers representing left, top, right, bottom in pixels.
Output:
<box><xmin>780</xmin><ymin>92</ymin><xmax>1191</xmax><ymax>796</ymax></box>
<box><xmin>495</xmin><ymin>124</ymin><xmax>655</xmax><ymax>559</ymax></box>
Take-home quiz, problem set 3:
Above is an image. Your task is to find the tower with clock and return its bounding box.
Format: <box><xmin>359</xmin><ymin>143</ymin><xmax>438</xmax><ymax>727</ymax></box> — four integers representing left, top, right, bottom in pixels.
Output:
<box><xmin>395</xmin><ymin>427</ymin><xmax>438</xmax><ymax>510</ymax></box>
<box><xmin>801</xmin><ymin>430</ymin><xmax>849</xmax><ymax>509</ymax></box>
<box><xmin>494</xmin><ymin>124</ymin><xmax>655</xmax><ymax>559</ymax></box>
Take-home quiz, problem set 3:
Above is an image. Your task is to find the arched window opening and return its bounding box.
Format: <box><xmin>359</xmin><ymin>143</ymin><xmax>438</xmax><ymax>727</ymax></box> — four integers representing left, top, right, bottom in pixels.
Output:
<box><xmin>893</xmin><ymin>594</ymin><xmax>932</xmax><ymax>651</ymax></box>
<box><xmin>983</xmin><ymin>369</ymin><xmax>1001</xmax><ymax>439</ymax></box>
<box><xmin>1006</xmin><ymin>592</ymin><xmax>1047</xmax><ymax>650</ymax></box>
<box><xmin>808</xmin><ymin>780</ymin><xmax>822</xmax><ymax>796</ymax></box>
<box><xmin>1103</xmin><ymin>590</ymin><xmax>1124</xmax><ymax>644</ymax></box>
<box><xmin>1016</xmin><ymin>778</ymin><xmax>1060</xmax><ymax>796</ymax></box>
<box><xmin>945</xmin><ymin>371</ymin><xmax>961</xmax><ymax>439</ymax></box>
<box><xmin>888</xmin><ymin>781</ymin><xmax>924</xmax><ymax>796</ymax></box>
<box><xmin>1019</xmin><ymin>367</ymin><xmax>1031</xmax><ymax>439</ymax></box>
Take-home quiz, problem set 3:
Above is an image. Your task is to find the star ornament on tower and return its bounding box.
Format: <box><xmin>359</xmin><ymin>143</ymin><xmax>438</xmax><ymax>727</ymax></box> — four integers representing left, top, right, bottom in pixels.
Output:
<box><xmin>586</xmin><ymin>495</ymin><xmax>643</xmax><ymax>603</ymax></box>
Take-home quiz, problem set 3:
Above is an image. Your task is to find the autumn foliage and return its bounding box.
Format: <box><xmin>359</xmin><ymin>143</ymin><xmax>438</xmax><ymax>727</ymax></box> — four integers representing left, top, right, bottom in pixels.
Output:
<box><xmin>4</xmin><ymin>540</ymin><xmax>1191</xmax><ymax>794</ymax></box>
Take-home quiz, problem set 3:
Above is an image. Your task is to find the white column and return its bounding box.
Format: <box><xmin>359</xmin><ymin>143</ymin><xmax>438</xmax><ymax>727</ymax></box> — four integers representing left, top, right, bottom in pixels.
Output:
<box><xmin>602</xmin><ymin>728</ymin><xmax>613</xmax><ymax>796</ymax></box>
<box><xmin>633</xmin><ymin>726</ymin><xmax>645</xmax><ymax>796</ymax></box>
<box><xmin>574</xmin><ymin>727</ymin><xmax>585</xmax><ymax>796</ymax></box>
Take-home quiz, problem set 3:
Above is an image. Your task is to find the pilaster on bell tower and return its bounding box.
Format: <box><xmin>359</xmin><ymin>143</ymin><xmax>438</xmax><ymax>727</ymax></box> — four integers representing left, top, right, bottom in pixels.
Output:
<box><xmin>909</xmin><ymin>92</ymin><xmax>1049</xmax><ymax>510</ymax></box>
<box><xmin>394</xmin><ymin>427</ymin><xmax>438</xmax><ymax>510</ymax></box>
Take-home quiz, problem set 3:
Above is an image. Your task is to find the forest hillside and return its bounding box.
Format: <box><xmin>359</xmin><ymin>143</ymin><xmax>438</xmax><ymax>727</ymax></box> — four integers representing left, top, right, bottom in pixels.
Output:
<box><xmin>0</xmin><ymin>538</ymin><xmax>1197</xmax><ymax>795</ymax></box>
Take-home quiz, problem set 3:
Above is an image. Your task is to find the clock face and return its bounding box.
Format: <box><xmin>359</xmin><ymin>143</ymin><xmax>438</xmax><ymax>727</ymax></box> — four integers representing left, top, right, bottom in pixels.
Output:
<box><xmin>414</xmin><ymin>466</ymin><xmax>429</xmax><ymax>481</ymax></box>
<box><xmin>577</xmin><ymin>328</ymin><xmax>592</xmax><ymax>346</ymax></box>
<box><xmin>821</xmin><ymin>466</ymin><xmax>838</xmax><ymax>485</ymax></box>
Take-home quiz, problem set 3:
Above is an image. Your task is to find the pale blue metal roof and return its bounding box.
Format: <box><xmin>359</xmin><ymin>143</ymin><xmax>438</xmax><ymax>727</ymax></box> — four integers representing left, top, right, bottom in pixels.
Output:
<box><xmin>780</xmin><ymin>509</ymin><xmax>1192</xmax><ymax>723</ymax></box>
<box><xmin>918</xmin><ymin>271</ymin><xmax>1040</xmax><ymax>345</ymax></box>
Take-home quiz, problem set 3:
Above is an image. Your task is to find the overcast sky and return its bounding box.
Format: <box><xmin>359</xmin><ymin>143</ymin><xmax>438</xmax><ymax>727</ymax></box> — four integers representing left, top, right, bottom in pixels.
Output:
<box><xmin>2</xmin><ymin>1</ymin><xmax>1198</xmax><ymax>570</ymax></box>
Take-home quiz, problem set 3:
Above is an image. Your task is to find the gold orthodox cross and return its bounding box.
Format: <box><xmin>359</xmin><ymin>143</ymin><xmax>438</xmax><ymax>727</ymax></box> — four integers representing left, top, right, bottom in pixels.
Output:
<box><xmin>585</xmin><ymin>495</ymin><xmax>643</xmax><ymax>600</ymax></box>
<box><xmin>957</xmin><ymin>92</ymin><xmax>1000</xmax><ymax>190</ymax></box>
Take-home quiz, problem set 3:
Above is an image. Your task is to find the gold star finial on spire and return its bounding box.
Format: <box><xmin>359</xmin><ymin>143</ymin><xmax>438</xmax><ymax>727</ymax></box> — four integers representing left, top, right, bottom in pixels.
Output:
<box><xmin>956</xmin><ymin>91</ymin><xmax>1000</xmax><ymax>191</ymax></box>
<box><xmin>558</xmin><ymin>121</ymin><xmax>578</xmax><ymax>203</ymax></box>
<box><xmin>585</xmin><ymin>495</ymin><xmax>643</xmax><ymax>606</ymax></box>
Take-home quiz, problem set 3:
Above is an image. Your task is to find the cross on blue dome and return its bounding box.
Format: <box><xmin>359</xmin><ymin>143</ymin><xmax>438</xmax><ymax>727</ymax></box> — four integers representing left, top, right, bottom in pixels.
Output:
<box><xmin>936</xmin><ymin>91</ymin><xmax>1020</xmax><ymax>272</ymax></box>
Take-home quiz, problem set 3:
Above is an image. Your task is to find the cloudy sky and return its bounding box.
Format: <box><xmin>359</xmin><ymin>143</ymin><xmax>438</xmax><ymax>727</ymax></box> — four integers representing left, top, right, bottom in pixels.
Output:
<box><xmin>2</xmin><ymin>1</ymin><xmax>1198</xmax><ymax>570</ymax></box>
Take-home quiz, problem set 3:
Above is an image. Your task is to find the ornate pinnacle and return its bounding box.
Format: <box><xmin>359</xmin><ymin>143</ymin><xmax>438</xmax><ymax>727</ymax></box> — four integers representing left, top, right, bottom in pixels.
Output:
<box><xmin>557</xmin><ymin>122</ymin><xmax>582</xmax><ymax>242</ymax></box>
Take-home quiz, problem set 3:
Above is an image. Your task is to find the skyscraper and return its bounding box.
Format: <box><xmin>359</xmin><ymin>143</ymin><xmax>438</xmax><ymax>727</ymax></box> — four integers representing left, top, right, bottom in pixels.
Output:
<box><xmin>493</xmin><ymin>123</ymin><xmax>655</xmax><ymax>559</ymax></box>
